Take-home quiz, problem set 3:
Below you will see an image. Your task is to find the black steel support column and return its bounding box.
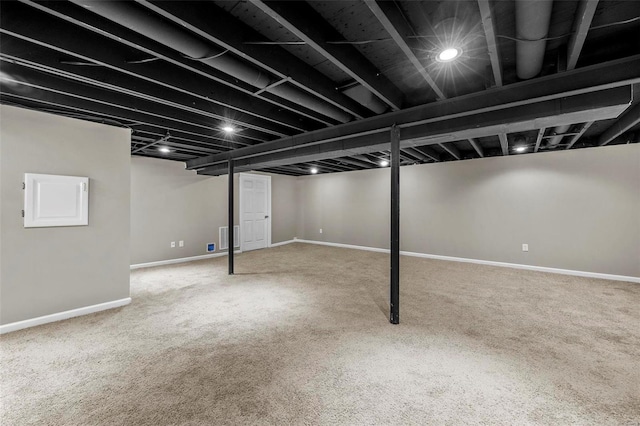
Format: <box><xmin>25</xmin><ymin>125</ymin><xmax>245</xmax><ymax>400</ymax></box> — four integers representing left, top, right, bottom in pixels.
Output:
<box><xmin>228</xmin><ymin>159</ymin><xmax>234</xmax><ymax>275</ymax></box>
<box><xmin>390</xmin><ymin>124</ymin><xmax>400</xmax><ymax>324</ymax></box>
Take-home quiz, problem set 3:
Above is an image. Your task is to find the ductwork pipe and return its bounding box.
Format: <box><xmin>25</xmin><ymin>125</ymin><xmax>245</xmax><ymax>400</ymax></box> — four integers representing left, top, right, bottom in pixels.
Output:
<box><xmin>71</xmin><ymin>0</ymin><xmax>352</xmax><ymax>123</ymax></box>
<box><xmin>515</xmin><ymin>0</ymin><xmax>554</xmax><ymax>80</ymax></box>
<box><xmin>546</xmin><ymin>124</ymin><xmax>571</xmax><ymax>147</ymax></box>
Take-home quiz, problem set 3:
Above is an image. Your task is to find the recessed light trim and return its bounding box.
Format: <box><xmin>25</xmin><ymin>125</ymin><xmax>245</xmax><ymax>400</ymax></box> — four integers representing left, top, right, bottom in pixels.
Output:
<box><xmin>436</xmin><ymin>47</ymin><xmax>461</xmax><ymax>62</ymax></box>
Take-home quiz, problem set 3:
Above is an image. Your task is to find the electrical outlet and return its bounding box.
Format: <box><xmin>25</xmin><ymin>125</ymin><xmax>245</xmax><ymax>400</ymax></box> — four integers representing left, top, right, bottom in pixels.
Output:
<box><xmin>179</xmin><ymin>240</ymin><xmax>184</xmax><ymax>248</ymax></box>
<box><xmin>171</xmin><ymin>241</ymin><xmax>176</xmax><ymax>248</ymax></box>
<box><xmin>522</xmin><ymin>243</ymin><xmax>529</xmax><ymax>252</ymax></box>
<box><xmin>319</xmin><ymin>228</ymin><xmax>323</xmax><ymax>234</ymax></box>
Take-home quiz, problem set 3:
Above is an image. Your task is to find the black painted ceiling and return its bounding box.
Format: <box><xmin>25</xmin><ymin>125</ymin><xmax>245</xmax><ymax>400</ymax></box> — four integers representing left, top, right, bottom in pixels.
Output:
<box><xmin>1</xmin><ymin>0</ymin><xmax>639</xmax><ymax>176</ymax></box>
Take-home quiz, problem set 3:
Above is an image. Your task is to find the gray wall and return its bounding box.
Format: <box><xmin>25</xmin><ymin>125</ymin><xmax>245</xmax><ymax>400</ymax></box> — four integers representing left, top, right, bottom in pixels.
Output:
<box><xmin>130</xmin><ymin>157</ymin><xmax>297</xmax><ymax>265</ymax></box>
<box><xmin>0</xmin><ymin>105</ymin><xmax>131</xmax><ymax>325</ymax></box>
<box><xmin>297</xmin><ymin>144</ymin><xmax>640</xmax><ymax>277</ymax></box>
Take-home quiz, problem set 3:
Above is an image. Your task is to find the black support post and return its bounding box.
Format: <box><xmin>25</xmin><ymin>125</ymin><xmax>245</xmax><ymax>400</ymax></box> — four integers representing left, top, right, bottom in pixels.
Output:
<box><xmin>390</xmin><ymin>124</ymin><xmax>400</xmax><ymax>324</ymax></box>
<box><xmin>228</xmin><ymin>159</ymin><xmax>234</xmax><ymax>275</ymax></box>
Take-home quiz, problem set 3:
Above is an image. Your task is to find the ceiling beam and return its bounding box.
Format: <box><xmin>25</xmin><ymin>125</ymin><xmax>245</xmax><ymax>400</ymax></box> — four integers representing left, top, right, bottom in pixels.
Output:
<box><xmin>467</xmin><ymin>139</ymin><xmax>484</xmax><ymax>157</ymax></box>
<box><xmin>534</xmin><ymin>128</ymin><xmax>546</xmax><ymax>152</ymax></box>
<box><xmin>364</xmin><ymin>0</ymin><xmax>445</xmax><ymax>99</ymax></box>
<box><xmin>413</xmin><ymin>146</ymin><xmax>441</xmax><ymax>162</ymax></box>
<box><xmin>187</xmin><ymin>55</ymin><xmax>640</xmax><ymax>170</ymax></box>
<box><xmin>498</xmin><ymin>133</ymin><xmax>509</xmax><ymax>155</ymax></box>
<box><xmin>11</xmin><ymin>0</ymin><xmax>329</xmax><ymax>128</ymax></box>
<box><xmin>598</xmin><ymin>102</ymin><xmax>640</xmax><ymax>146</ymax></box>
<box><xmin>477</xmin><ymin>0</ymin><xmax>503</xmax><ymax>86</ymax></box>
<box><xmin>259</xmin><ymin>168</ymin><xmax>301</xmax><ymax>177</ymax></box>
<box><xmin>316</xmin><ymin>160</ymin><xmax>357</xmax><ymax>172</ymax></box>
<box><xmin>0</xmin><ymin>87</ymin><xmax>248</xmax><ymax>151</ymax></box>
<box><xmin>567</xmin><ymin>0</ymin><xmax>599</xmax><ymax>71</ymax></box>
<box><xmin>439</xmin><ymin>143</ymin><xmax>461</xmax><ymax>160</ymax></box>
<box><xmin>135</xmin><ymin>0</ymin><xmax>371</xmax><ymax>120</ymax></box>
<box><xmin>131</xmin><ymin>132</ymin><xmax>170</xmax><ymax>154</ymax></box>
<box><xmin>0</xmin><ymin>92</ymin><xmax>242</xmax><ymax>152</ymax></box>
<box><xmin>565</xmin><ymin>121</ymin><xmax>595</xmax><ymax>149</ymax></box>
<box><xmin>336</xmin><ymin>157</ymin><xmax>376</xmax><ymax>169</ymax></box>
<box><xmin>0</xmin><ymin>40</ymin><xmax>293</xmax><ymax>138</ymax></box>
<box><xmin>401</xmin><ymin>147</ymin><xmax>429</xmax><ymax>162</ymax></box>
<box><xmin>250</xmin><ymin>0</ymin><xmax>404</xmax><ymax>110</ymax></box>
<box><xmin>0</xmin><ymin>61</ymin><xmax>269</xmax><ymax>144</ymax></box>
<box><xmin>196</xmin><ymin>87</ymin><xmax>630</xmax><ymax>175</ymax></box>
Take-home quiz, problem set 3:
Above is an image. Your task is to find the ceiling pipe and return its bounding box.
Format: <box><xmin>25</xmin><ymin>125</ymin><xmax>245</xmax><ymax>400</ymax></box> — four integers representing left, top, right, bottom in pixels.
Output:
<box><xmin>515</xmin><ymin>0</ymin><xmax>554</xmax><ymax>80</ymax></box>
<box><xmin>515</xmin><ymin>0</ymin><xmax>564</xmax><ymax>147</ymax></box>
<box><xmin>546</xmin><ymin>124</ymin><xmax>572</xmax><ymax>147</ymax></box>
<box><xmin>69</xmin><ymin>0</ymin><xmax>352</xmax><ymax>123</ymax></box>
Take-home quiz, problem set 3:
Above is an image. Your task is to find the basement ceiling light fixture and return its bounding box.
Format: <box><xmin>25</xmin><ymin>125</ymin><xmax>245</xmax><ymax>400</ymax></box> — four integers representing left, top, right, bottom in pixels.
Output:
<box><xmin>380</xmin><ymin>160</ymin><xmax>389</xmax><ymax>167</ymax></box>
<box><xmin>515</xmin><ymin>146</ymin><xmax>527</xmax><ymax>153</ymax></box>
<box><xmin>158</xmin><ymin>147</ymin><xmax>171</xmax><ymax>153</ymax></box>
<box><xmin>222</xmin><ymin>125</ymin><xmax>235</xmax><ymax>133</ymax></box>
<box><xmin>310</xmin><ymin>167</ymin><xmax>318</xmax><ymax>174</ymax></box>
<box><xmin>436</xmin><ymin>47</ymin><xmax>462</xmax><ymax>62</ymax></box>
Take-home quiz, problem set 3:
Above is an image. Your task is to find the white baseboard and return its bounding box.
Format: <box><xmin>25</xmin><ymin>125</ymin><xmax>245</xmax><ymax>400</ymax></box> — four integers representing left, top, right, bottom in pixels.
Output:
<box><xmin>270</xmin><ymin>239</ymin><xmax>296</xmax><ymax>248</ymax></box>
<box><xmin>130</xmin><ymin>250</ymin><xmax>242</xmax><ymax>270</ymax></box>
<box><xmin>295</xmin><ymin>239</ymin><xmax>640</xmax><ymax>284</ymax></box>
<box><xmin>0</xmin><ymin>298</ymin><xmax>131</xmax><ymax>334</ymax></box>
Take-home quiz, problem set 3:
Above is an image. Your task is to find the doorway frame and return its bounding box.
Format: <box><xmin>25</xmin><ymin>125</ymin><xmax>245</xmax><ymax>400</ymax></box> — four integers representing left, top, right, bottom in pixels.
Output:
<box><xmin>238</xmin><ymin>173</ymin><xmax>272</xmax><ymax>252</ymax></box>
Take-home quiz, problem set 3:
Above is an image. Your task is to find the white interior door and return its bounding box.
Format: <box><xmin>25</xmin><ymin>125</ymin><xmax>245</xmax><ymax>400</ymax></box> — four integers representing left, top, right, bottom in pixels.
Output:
<box><xmin>239</xmin><ymin>174</ymin><xmax>271</xmax><ymax>252</ymax></box>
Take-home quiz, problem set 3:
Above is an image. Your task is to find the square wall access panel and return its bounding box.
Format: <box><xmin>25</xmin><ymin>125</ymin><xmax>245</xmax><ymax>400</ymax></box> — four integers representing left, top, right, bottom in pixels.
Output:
<box><xmin>24</xmin><ymin>173</ymin><xmax>89</xmax><ymax>228</ymax></box>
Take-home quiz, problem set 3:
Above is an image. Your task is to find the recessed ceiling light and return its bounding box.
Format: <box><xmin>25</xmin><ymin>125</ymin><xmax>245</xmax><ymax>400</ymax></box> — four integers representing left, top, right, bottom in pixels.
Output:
<box><xmin>380</xmin><ymin>160</ymin><xmax>389</xmax><ymax>167</ymax></box>
<box><xmin>310</xmin><ymin>167</ymin><xmax>318</xmax><ymax>174</ymax></box>
<box><xmin>515</xmin><ymin>146</ymin><xmax>527</xmax><ymax>153</ymax></box>
<box><xmin>158</xmin><ymin>147</ymin><xmax>171</xmax><ymax>153</ymax></box>
<box><xmin>437</xmin><ymin>47</ymin><xmax>461</xmax><ymax>62</ymax></box>
<box><xmin>222</xmin><ymin>125</ymin><xmax>235</xmax><ymax>133</ymax></box>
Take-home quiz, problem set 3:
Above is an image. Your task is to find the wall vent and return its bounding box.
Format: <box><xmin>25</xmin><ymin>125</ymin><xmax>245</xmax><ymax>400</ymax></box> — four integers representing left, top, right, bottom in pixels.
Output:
<box><xmin>219</xmin><ymin>225</ymin><xmax>240</xmax><ymax>250</ymax></box>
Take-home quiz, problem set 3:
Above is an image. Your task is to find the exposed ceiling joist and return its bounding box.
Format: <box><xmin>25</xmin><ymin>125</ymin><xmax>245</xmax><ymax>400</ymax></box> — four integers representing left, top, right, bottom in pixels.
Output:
<box><xmin>439</xmin><ymin>143</ymin><xmax>461</xmax><ymax>160</ymax></box>
<box><xmin>0</xmin><ymin>88</ymin><xmax>244</xmax><ymax>151</ymax></box>
<box><xmin>196</xmin><ymin>87</ymin><xmax>631</xmax><ymax>175</ymax></box>
<box><xmin>566</xmin><ymin>121</ymin><xmax>595</xmax><ymax>149</ymax></box>
<box><xmin>477</xmin><ymin>0</ymin><xmax>503</xmax><ymax>87</ymax></box>
<box><xmin>498</xmin><ymin>133</ymin><xmax>509</xmax><ymax>155</ymax></box>
<box><xmin>12</xmin><ymin>0</ymin><xmax>329</xmax><ymax>129</ymax></box>
<box><xmin>413</xmin><ymin>146</ymin><xmax>441</xmax><ymax>162</ymax></box>
<box><xmin>534</xmin><ymin>128</ymin><xmax>546</xmax><ymax>152</ymax></box>
<box><xmin>131</xmin><ymin>132</ymin><xmax>170</xmax><ymax>154</ymax></box>
<box><xmin>401</xmin><ymin>147</ymin><xmax>430</xmax><ymax>162</ymax></box>
<box><xmin>1</xmin><ymin>46</ymin><xmax>292</xmax><ymax>139</ymax></box>
<box><xmin>337</xmin><ymin>157</ymin><xmax>377</xmax><ymax>169</ymax></box>
<box><xmin>250</xmin><ymin>0</ymin><xmax>404</xmax><ymax>110</ymax></box>
<box><xmin>187</xmin><ymin>55</ymin><xmax>640</xmax><ymax>170</ymax></box>
<box><xmin>0</xmin><ymin>61</ymin><xmax>268</xmax><ymax>145</ymax></box>
<box><xmin>567</xmin><ymin>0</ymin><xmax>599</xmax><ymax>71</ymax></box>
<box><xmin>364</xmin><ymin>0</ymin><xmax>446</xmax><ymax>99</ymax></box>
<box><xmin>135</xmin><ymin>0</ymin><xmax>372</xmax><ymax>120</ymax></box>
<box><xmin>468</xmin><ymin>139</ymin><xmax>484</xmax><ymax>157</ymax></box>
<box><xmin>598</xmin><ymin>102</ymin><xmax>640</xmax><ymax>146</ymax></box>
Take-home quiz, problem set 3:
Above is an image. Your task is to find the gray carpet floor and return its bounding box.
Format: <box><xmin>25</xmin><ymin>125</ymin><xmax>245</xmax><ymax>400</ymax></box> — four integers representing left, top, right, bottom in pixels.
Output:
<box><xmin>1</xmin><ymin>243</ymin><xmax>638</xmax><ymax>425</ymax></box>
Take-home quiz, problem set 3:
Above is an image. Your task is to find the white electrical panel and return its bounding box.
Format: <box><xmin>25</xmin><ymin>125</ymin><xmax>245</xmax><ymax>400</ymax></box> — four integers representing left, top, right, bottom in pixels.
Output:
<box><xmin>24</xmin><ymin>173</ymin><xmax>89</xmax><ymax>228</ymax></box>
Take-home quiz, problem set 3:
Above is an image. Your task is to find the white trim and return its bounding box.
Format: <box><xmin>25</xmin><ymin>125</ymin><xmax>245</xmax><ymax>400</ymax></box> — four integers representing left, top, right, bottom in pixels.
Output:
<box><xmin>130</xmin><ymin>250</ymin><xmax>242</xmax><ymax>270</ymax></box>
<box><xmin>239</xmin><ymin>173</ymin><xmax>272</xmax><ymax>251</ymax></box>
<box><xmin>0</xmin><ymin>298</ymin><xmax>131</xmax><ymax>334</ymax></box>
<box><xmin>270</xmin><ymin>239</ymin><xmax>296</xmax><ymax>248</ymax></box>
<box><xmin>294</xmin><ymin>239</ymin><xmax>639</xmax><ymax>283</ymax></box>
<box><xmin>297</xmin><ymin>239</ymin><xmax>389</xmax><ymax>253</ymax></box>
